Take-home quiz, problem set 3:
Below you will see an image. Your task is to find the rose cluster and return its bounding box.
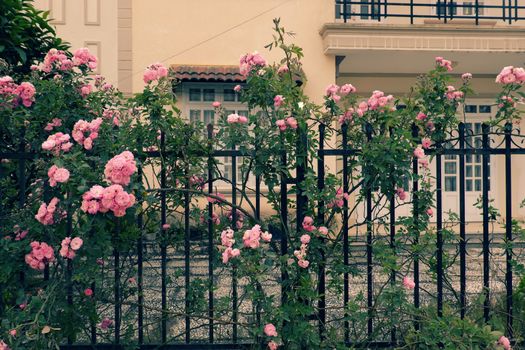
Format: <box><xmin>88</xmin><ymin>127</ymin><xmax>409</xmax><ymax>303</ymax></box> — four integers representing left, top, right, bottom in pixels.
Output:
<box><xmin>326</xmin><ymin>187</ymin><xmax>349</xmax><ymax>208</ymax></box>
<box><xmin>25</xmin><ymin>241</ymin><xmax>55</xmax><ymax>271</ymax></box>
<box><xmin>325</xmin><ymin>83</ymin><xmax>356</xmax><ymax>102</ymax></box>
<box><xmin>48</xmin><ymin>165</ymin><xmax>70</xmax><ymax>187</ymax></box>
<box><xmin>445</xmin><ymin>85</ymin><xmax>464</xmax><ymax>100</ymax></box>
<box><xmin>496</xmin><ymin>66</ymin><xmax>525</xmax><ymax>85</ymax></box>
<box><xmin>44</xmin><ymin>118</ymin><xmax>62</xmax><ymax>131</ymax></box>
<box><xmin>294</xmin><ymin>231</ymin><xmax>311</xmax><ymax>269</ymax></box>
<box><xmin>239</xmin><ymin>51</ymin><xmax>267</xmax><ymax>77</ymax></box>
<box><xmin>435</xmin><ymin>56</ymin><xmax>453</xmax><ymax>71</ymax></box>
<box><xmin>32</xmin><ymin>47</ymin><xmax>97</xmax><ymax>73</ymax></box>
<box><xmin>59</xmin><ymin>237</ymin><xmax>83</xmax><ymax>260</ymax></box>
<box><xmin>41</xmin><ymin>132</ymin><xmax>73</xmax><ymax>155</ymax></box>
<box><xmin>35</xmin><ymin>197</ymin><xmax>61</xmax><ymax>225</ymax></box>
<box><xmin>72</xmin><ymin>118</ymin><xmax>102</xmax><ymax>150</ymax></box>
<box><xmin>72</xmin><ymin>48</ymin><xmax>98</xmax><ymax>70</ymax></box>
<box><xmin>226</xmin><ymin>113</ymin><xmax>248</xmax><ymax>124</ymax></box>
<box><xmin>0</xmin><ymin>76</ymin><xmax>36</xmax><ymax>107</ymax></box>
<box><xmin>221</xmin><ymin>228</ymin><xmax>240</xmax><ymax>264</ymax></box>
<box><xmin>81</xmin><ymin>184</ymin><xmax>136</xmax><ymax>217</ymax></box>
<box><xmin>143</xmin><ymin>62</ymin><xmax>169</xmax><ymax>83</ymax></box>
<box><xmin>104</xmin><ymin>151</ymin><xmax>137</xmax><ymax>186</ymax></box>
<box><xmin>242</xmin><ymin>224</ymin><xmax>271</xmax><ymax>249</ymax></box>
<box><xmin>275</xmin><ymin>117</ymin><xmax>297</xmax><ymax>132</ymax></box>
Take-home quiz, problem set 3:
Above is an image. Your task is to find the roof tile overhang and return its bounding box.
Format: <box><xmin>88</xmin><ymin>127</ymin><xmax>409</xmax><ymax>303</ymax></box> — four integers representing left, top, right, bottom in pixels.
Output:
<box><xmin>171</xmin><ymin>64</ymin><xmax>245</xmax><ymax>83</ymax></box>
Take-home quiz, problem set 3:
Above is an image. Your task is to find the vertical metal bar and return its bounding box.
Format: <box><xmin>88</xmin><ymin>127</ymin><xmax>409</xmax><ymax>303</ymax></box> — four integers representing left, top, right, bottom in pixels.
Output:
<box><xmin>475</xmin><ymin>0</ymin><xmax>479</xmax><ymax>24</ymax></box>
<box><xmin>515</xmin><ymin>0</ymin><xmax>518</xmax><ymax>22</ymax></box>
<box><xmin>389</xmin><ymin>128</ymin><xmax>396</xmax><ymax>344</ymax></box>
<box><xmin>482</xmin><ymin>123</ymin><xmax>490</xmax><ymax>323</ymax></box>
<box><xmin>317</xmin><ymin>124</ymin><xmax>326</xmax><ymax>340</ymax></box>
<box><xmin>342</xmin><ymin>123</ymin><xmax>350</xmax><ymax>344</ymax></box>
<box><xmin>459</xmin><ymin>123</ymin><xmax>467</xmax><ymax>319</ymax></box>
<box><xmin>365</xmin><ymin>123</ymin><xmax>373</xmax><ymax>338</ymax></box>
<box><xmin>509</xmin><ymin>0</ymin><xmax>512</xmax><ymax>24</ymax></box>
<box><xmin>436</xmin><ymin>142</ymin><xmax>443</xmax><ymax>318</ymax></box>
<box><xmin>437</xmin><ymin>0</ymin><xmax>442</xmax><ymax>19</ymax></box>
<box><xmin>505</xmin><ymin>123</ymin><xmax>513</xmax><ymax>338</ymax></box>
<box><xmin>114</xmin><ymin>220</ymin><xmax>121</xmax><ymax>344</ymax></box>
<box><xmin>90</xmin><ymin>281</ymin><xmax>96</xmax><ymax>345</ymax></box>
<box><xmin>137</xmin><ymin>164</ymin><xmax>144</xmax><ymax>345</ymax></box>
<box><xmin>503</xmin><ymin>0</ymin><xmax>507</xmax><ymax>22</ymax></box>
<box><xmin>296</xmin><ymin>128</ymin><xmax>307</xmax><ymax>236</ymax></box>
<box><xmin>343</xmin><ymin>0</ymin><xmax>348</xmax><ymax>23</ymax></box>
<box><xmin>207</xmin><ymin>124</ymin><xmax>215</xmax><ymax>343</ymax></box>
<box><xmin>184</xmin><ymin>145</ymin><xmax>191</xmax><ymax>344</ymax></box>
<box><xmin>17</xmin><ymin>139</ymin><xmax>26</xmax><ymax>209</ymax></box>
<box><xmin>66</xmin><ymin>198</ymin><xmax>73</xmax><ymax>346</ymax></box>
<box><xmin>160</xmin><ymin>131</ymin><xmax>168</xmax><ymax>343</ymax></box>
<box><xmin>231</xmin><ymin>144</ymin><xmax>238</xmax><ymax>343</ymax></box>
<box><xmin>280</xmin><ymin>136</ymin><xmax>288</xmax><ymax>319</ymax></box>
<box><xmin>43</xmin><ymin>184</ymin><xmax>50</xmax><ymax>282</ymax></box>
<box><xmin>411</xmin><ymin>124</ymin><xmax>420</xmax><ymax>329</ymax></box>
<box><xmin>17</xmin><ymin>135</ymin><xmax>26</xmax><ymax>297</ymax></box>
<box><xmin>410</xmin><ymin>0</ymin><xmax>414</xmax><ymax>24</ymax></box>
<box><xmin>253</xmin><ymin>124</ymin><xmax>262</xmax><ymax>337</ymax></box>
<box><xmin>444</xmin><ymin>0</ymin><xmax>448</xmax><ymax>22</ymax></box>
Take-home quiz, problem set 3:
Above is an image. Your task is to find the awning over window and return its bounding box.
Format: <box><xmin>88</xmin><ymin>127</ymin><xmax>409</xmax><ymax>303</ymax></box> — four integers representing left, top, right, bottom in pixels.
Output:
<box><xmin>170</xmin><ymin>65</ymin><xmax>245</xmax><ymax>83</ymax></box>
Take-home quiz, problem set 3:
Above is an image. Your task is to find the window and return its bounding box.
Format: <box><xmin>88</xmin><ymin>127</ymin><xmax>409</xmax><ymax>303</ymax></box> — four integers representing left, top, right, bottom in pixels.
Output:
<box><xmin>360</xmin><ymin>0</ymin><xmax>380</xmax><ymax>20</ymax></box>
<box><xmin>436</xmin><ymin>1</ymin><xmax>458</xmax><ymax>17</ymax></box>
<box><xmin>445</xmin><ymin>103</ymin><xmax>493</xmax><ymax>193</ymax></box>
<box><xmin>335</xmin><ymin>1</ymin><xmax>352</xmax><ymax>20</ymax></box>
<box><xmin>479</xmin><ymin>105</ymin><xmax>491</xmax><ymax>113</ymax></box>
<box><xmin>444</xmin><ymin>141</ymin><xmax>458</xmax><ymax>192</ymax></box>
<box><xmin>462</xmin><ymin>1</ymin><xmax>484</xmax><ymax>16</ymax></box>
<box><xmin>465</xmin><ymin>122</ymin><xmax>490</xmax><ymax>191</ymax></box>
<box><xmin>181</xmin><ymin>83</ymin><xmax>254</xmax><ymax>188</ymax></box>
<box><xmin>464</xmin><ymin>105</ymin><xmax>477</xmax><ymax>114</ymax></box>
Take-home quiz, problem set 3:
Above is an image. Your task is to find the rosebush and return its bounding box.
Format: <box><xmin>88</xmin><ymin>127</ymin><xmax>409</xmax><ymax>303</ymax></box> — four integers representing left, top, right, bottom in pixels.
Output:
<box><xmin>1</xmin><ymin>17</ymin><xmax>524</xmax><ymax>350</ymax></box>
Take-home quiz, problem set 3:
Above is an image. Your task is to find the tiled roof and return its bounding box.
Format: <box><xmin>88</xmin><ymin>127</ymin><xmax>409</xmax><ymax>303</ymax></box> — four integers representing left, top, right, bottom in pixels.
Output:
<box><xmin>170</xmin><ymin>64</ymin><xmax>245</xmax><ymax>82</ymax></box>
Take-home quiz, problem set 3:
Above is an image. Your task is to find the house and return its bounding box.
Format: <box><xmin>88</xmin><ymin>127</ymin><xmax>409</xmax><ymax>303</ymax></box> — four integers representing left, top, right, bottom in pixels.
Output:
<box><xmin>34</xmin><ymin>0</ymin><xmax>525</xmax><ymax>224</ymax></box>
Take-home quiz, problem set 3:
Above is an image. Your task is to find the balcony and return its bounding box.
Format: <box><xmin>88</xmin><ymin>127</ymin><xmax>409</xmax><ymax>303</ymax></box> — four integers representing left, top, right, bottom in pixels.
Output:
<box><xmin>335</xmin><ymin>0</ymin><xmax>524</xmax><ymax>25</ymax></box>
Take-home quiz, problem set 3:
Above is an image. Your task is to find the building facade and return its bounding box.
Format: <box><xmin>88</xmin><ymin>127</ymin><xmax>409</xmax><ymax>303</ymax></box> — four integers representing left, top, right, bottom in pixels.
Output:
<box><xmin>35</xmin><ymin>0</ymin><xmax>525</xmax><ymax>223</ymax></box>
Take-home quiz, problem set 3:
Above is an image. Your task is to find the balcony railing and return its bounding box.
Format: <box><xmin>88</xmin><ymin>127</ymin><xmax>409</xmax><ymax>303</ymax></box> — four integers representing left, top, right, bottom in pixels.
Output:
<box><xmin>335</xmin><ymin>0</ymin><xmax>524</xmax><ymax>25</ymax></box>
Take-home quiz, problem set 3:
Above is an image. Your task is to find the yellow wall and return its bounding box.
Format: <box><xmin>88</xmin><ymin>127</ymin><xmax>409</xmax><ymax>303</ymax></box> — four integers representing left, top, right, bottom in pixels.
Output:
<box><xmin>131</xmin><ymin>0</ymin><xmax>335</xmax><ymax>102</ymax></box>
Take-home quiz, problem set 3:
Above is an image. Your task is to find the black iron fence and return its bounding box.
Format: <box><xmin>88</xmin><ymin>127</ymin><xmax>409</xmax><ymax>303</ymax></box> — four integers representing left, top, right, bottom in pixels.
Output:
<box><xmin>1</xmin><ymin>122</ymin><xmax>525</xmax><ymax>348</ymax></box>
<box><xmin>335</xmin><ymin>0</ymin><xmax>525</xmax><ymax>24</ymax></box>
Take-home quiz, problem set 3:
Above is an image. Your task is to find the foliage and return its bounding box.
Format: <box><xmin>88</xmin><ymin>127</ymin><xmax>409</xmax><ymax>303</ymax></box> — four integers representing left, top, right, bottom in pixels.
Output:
<box><xmin>0</xmin><ymin>0</ymin><xmax>68</xmax><ymax>73</ymax></box>
<box><xmin>0</xmin><ymin>17</ymin><xmax>523</xmax><ymax>350</ymax></box>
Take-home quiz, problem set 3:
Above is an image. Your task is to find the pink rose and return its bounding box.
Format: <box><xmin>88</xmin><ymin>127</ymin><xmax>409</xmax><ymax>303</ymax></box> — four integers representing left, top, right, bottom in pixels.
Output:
<box><xmin>396</xmin><ymin>188</ymin><xmax>407</xmax><ymax>201</ymax></box>
<box><xmin>300</xmin><ymin>234</ymin><xmax>311</xmax><ymax>245</ymax></box>
<box><xmin>264</xmin><ymin>323</ymin><xmax>278</xmax><ymax>337</ymax></box>
<box><xmin>413</xmin><ymin>146</ymin><xmax>425</xmax><ymax>159</ymax></box>
<box><xmin>273</xmin><ymin>95</ymin><xmax>284</xmax><ymax>108</ymax></box>
<box><xmin>403</xmin><ymin>276</ymin><xmax>415</xmax><ymax>290</ymax></box>
<box><xmin>84</xmin><ymin>288</ymin><xmax>93</xmax><ymax>297</ymax></box>
<box><xmin>276</xmin><ymin>119</ymin><xmax>287</xmax><ymax>131</ymax></box>
<box><xmin>498</xmin><ymin>336</ymin><xmax>511</xmax><ymax>350</ymax></box>
<box><xmin>70</xmin><ymin>237</ymin><xmax>83</xmax><ymax>250</ymax></box>
<box><xmin>286</xmin><ymin>117</ymin><xmax>297</xmax><ymax>129</ymax></box>
<box><xmin>421</xmin><ymin>138</ymin><xmax>432</xmax><ymax>149</ymax></box>
<box><xmin>268</xmin><ymin>341</ymin><xmax>278</xmax><ymax>350</ymax></box>
<box><xmin>318</xmin><ymin>226</ymin><xmax>328</xmax><ymax>235</ymax></box>
<box><xmin>298</xmin><ymin>259</ymin><xmax>310</xmax><ymax>268</ymax></box>
<box><xmin>212</xmin><ymin>101</ymin><xmax>221</xmax><ymax>108</ymax></box>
